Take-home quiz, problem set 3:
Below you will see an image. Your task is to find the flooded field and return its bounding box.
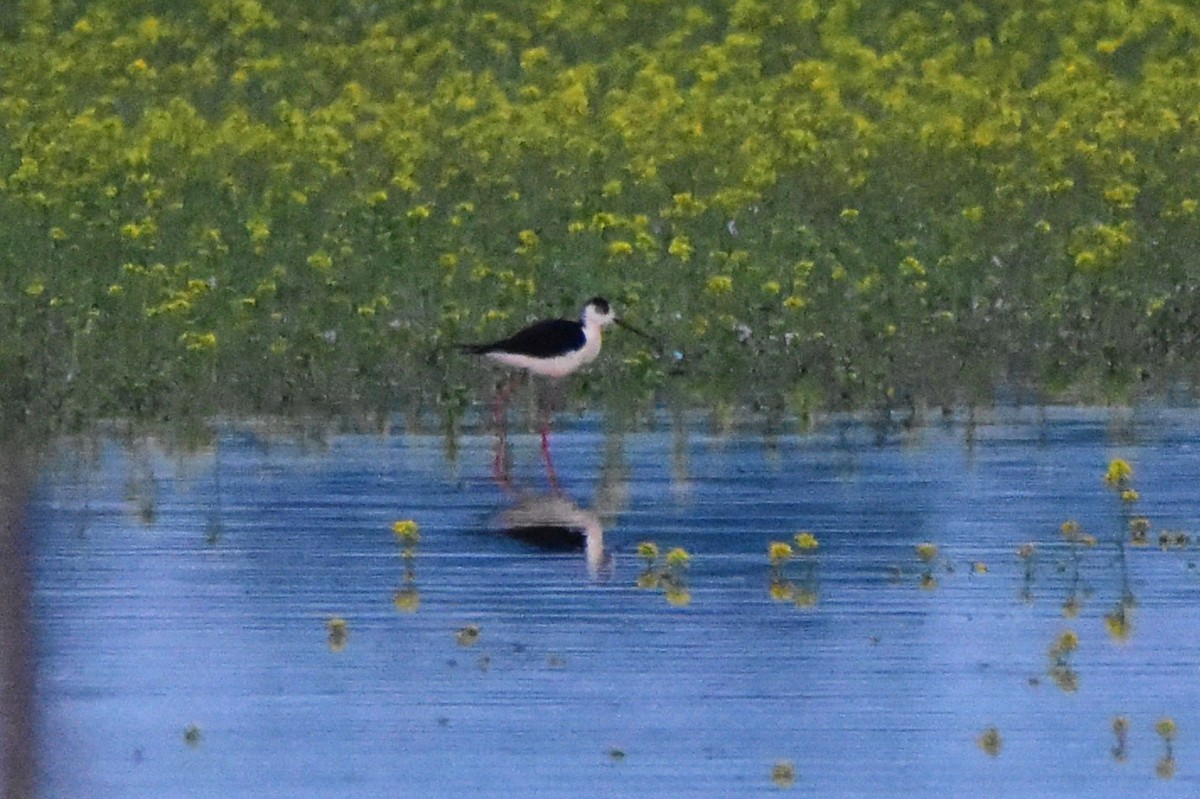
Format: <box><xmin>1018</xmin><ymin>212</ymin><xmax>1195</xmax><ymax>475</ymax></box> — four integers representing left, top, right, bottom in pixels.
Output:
<box><xmin>29</xmin><ymin>408</ymin><xmax>1200</xmax><ymax>797</ymax></box>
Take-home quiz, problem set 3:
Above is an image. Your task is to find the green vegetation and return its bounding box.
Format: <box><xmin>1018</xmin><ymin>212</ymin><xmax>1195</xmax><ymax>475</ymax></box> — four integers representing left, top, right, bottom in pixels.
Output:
<box><xmin>5</xmin><ymin>0</ymin><xmax>1200</xmax><ymax>435</ymax></box>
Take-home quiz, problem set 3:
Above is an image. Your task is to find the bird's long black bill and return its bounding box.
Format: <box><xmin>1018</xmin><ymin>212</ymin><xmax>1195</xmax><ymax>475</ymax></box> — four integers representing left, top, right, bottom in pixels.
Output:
<box><xmin>614</xmin><ymin>317</ymin><xmax>656</xmax><ymax>343</ymax></box>
<box><xmin>614</xmin><ymin>318</ymin><xmax>669</xmax><ymax>358</ymax></box>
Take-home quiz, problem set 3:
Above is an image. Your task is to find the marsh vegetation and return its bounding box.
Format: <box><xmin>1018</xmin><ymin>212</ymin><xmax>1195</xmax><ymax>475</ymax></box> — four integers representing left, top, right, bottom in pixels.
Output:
<box><xmin>4</xmin><ymin>1</ymin><xmax>1200</xmax><ymax>438</ymax></box>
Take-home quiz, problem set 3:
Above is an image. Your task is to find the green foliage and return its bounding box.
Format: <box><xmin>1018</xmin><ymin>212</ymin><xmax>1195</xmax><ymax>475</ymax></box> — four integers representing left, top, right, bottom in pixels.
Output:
<box><xmin>5</xmin><ymin>0</ymin><xmax>1200</xmax><ymax>433</ymax></box>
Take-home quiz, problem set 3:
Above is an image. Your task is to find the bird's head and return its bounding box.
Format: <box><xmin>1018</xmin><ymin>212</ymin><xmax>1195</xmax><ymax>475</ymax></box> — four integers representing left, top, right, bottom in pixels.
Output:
<box><xmin>582</xmin><ymin>297</ymin><xmax>617</xmax><ymax>329</ymax></box>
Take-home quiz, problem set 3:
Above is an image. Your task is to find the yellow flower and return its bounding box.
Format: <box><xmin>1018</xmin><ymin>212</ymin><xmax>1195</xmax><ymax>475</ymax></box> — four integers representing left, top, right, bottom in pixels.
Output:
<box><xmin>1121</xmin><ymin>489</ymin><xmax>1139</xmax><ymax>503</ymax></box>
<box><xmin>607</xmin><ymin>240</ymin><xmax>633</xmax><ymax>257</ymax></box>
<box><xmin>406</xmin><ymin>204</ymin><xmax>433</xmax><ymax>221</ymax></box>
<box><xmin>637</xmin><ymin>541</ymin><xmax>659</xmax><ymax>562</ymax></box>
<box><xmin>391</xmin><ymin>519</ymin><xmax>419</xmax><ymax>542</ymax></box>
<box><xmin>794</xmin><ymin>532</ymin><xmax>819</xmax><ymax>550</ymax></box>
<box><xmin>180</xmin><ymin>332</ymin><xmax>218</xmax><ymax>352</ymax></box>
<box><xmin>1156</xmin><ymin>717</ymin><xmax>1177</xmax><ymax>741</ymax></box>
<box><xmin>768</xmin><ymin>541</ymin><xmax>793</xmax><ymax>565</ymax></box>
<box><xmin>915</xmin><ymin>542</ymin><xmax>939</xmax><ymax>563</ymax></box>
<box><xmin>1105</xmin><ymin>458</ymin><xmax>1133</xmax><ymax>487</ymax></box>
<box><xmin>668</xmin><ymin>236</ymin><xmax>694</xmax><ymax>261</ymax></box>
<box><xmin>307</xmin><ymin>250</ymin><xmax>333</xmax><ymax>270</ymax></box>
<box><xmin>516</xmin><ymin>229</ymin><xmax>539</xmax><ymax>251</ymax></box>
<box><xmin>1056</xmin><ymin>630</ymin><xmax>1079</xmax><ymax>653</ymax></box>
<box><xmin>705</xmin><ymin>275</ymin><xmax>733</xmax><ymax>295</ymax></box>
<box><xmin>665</xmin><ymin>547</ymin><xmax>691</xmax><ymax>568</ymax></box>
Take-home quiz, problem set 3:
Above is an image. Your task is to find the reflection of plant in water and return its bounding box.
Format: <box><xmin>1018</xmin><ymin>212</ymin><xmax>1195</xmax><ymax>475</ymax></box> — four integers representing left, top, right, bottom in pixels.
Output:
<box><xmin>1128</xmin><ymin>516</ymin><xmax>1150</xmax><ymax>547</ymax></box>
<box><xmin>915</xmin><ymin>542</ymin><xmax>942</xmax><ymax>590</ymax></box>
<box><xmin>1111</xmin><ymin>715</ymin><xmax>1129</xmax><ymax>763</ymax></box>
<box><xmin>1104</xmin><ymin>596</ymin><xmax>1135</xmax><ymax>643</ymax></box>
<box><xmin>1105</xmin><ymin>460</ymin><xmax>1141</xmax><ymax>641</ymax></box>
<box><xmin>767</xmin><ymin>533</ymin><xmax>821</xmax><ymax>608</ymax></box>
<box><xmin>1059</xmin><ymin>521</ymin><xmax>1096</xmax><ymax>618</ymax></box>
<box><xmin>456</xmin><ymin>624</ymin><xmax>481</xmax><ymax>646</ymax></box>
<box><xmin>327</xmin><ymin>617</ymin><xmax>349</xmax><ymax>652</ymax></box>
<box><xmin>977</xmin><ymin>726</ymin><xmax>1002</xmax><ymax>757</ymax></box>
<box><xmin>1047</xmin><ymin>630</ymin><xmax>1079</xmax><ymax>693</ymax></box>
<box><xmin>635</xmin><ymin>541</ymin><xmax>691</xmax><ymax>606</ymax></box>
<box><xmin>124</xmin><ymin>442</ymin><xmax>159</xmax><ymax>525</ymax></box>
<box><xmin>1017</xmin><ymin>542</ymin><xmax>1037</xmax><ymax>603</ymax></box>
<box><xmin>1155</xmin><ymin>717</ymin><xmax>1177</xmax><ymax>779</ymax></box>
<box><xmin>183</xmin><ymin>724</ymin><xmax>202</xmax><ymax>748</ymax></box>
<box><xmin>392</xmin><ymin>519</ymin><xmax>420</xmax><ymax>613</ymax></box>
<box><xmin>770</xmin><ymin>759</ymin><xmax>797</xmax><ymax>789</ymax></box>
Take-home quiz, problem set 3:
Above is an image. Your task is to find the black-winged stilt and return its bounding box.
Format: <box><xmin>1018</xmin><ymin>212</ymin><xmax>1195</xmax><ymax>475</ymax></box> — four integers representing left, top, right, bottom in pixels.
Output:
<box><xmin>460</xmin><ymin>297</ymin><xmax>645</xmax><ymax>376</ymax></box>
<box><xmin>461</xmin><ymin>297</ymin><xmax>651</xmax><ymax>487</ymax></box>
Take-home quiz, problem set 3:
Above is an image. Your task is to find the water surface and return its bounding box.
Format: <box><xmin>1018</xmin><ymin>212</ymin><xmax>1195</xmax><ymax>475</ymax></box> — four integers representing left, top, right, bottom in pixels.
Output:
<box><xmin>32</xmin><ymin>409</ymin><xmax>1200</xmax><ymax>797</ymax></box>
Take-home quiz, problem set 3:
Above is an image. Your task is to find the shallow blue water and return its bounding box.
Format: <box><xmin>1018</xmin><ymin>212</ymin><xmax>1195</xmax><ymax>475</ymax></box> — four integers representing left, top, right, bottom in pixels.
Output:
<box><xmin>31</xmin><ymin>408</ymin><xmax>1200</xmax><ymax>797</ymax></box>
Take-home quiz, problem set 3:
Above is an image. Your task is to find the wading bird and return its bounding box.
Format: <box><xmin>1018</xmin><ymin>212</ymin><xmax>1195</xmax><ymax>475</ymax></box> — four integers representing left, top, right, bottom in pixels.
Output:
<box><xmin>461</xmin><ymin>297</ymin><xmax>652</xmax><ymax>487</ymax></box>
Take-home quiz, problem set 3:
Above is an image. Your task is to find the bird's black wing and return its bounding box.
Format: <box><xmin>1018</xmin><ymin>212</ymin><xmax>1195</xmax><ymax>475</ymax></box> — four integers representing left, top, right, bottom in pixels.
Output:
<box><xmin>461</xmin><ymin>318</ymin><xmax>585</xmax><ymax>359</ymax></box>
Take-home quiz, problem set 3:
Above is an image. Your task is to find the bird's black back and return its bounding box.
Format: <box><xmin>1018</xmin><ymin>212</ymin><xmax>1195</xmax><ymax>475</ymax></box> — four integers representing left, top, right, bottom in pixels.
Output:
<box><xmin>462</xmin><ymin>318</ymin><xmax>585</xmax><ymax>359</ymax></box>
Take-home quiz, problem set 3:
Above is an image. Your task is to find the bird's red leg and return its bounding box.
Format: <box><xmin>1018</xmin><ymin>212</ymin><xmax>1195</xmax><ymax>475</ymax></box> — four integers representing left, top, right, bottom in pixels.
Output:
<box><xmin>491</xmin><ymin>374</ymin><xmax>522</xmax><ymax>491</ymax></box>
<box><xmin>540</xmin><ymin>421</ymin><xmax>560</xmax><ymax>492</ymax></box>
<box><xmin>539</xmin><ymin>379</ymin><xmax>561</xmax><ymax>492</ymax></box>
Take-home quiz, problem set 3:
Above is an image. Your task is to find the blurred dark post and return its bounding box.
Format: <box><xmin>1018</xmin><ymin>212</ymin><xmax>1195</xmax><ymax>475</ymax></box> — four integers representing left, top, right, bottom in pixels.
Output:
<box><xmin>0</xmin><ymin>447</ymin><xmax>34</xmax><ymax>798</ymax></box>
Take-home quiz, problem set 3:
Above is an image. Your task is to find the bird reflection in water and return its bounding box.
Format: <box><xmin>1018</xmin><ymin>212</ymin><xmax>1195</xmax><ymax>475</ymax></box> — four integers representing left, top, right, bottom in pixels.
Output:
<box><xmin>494</xmin><ymin>493</ymin><xmax>611</xmax><ymax>578</ymax></box>
<box><xmin>489</xmin><ymin>432</ymin><xmax>630</xmax><ymax>579</ymax></box>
